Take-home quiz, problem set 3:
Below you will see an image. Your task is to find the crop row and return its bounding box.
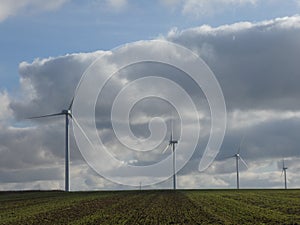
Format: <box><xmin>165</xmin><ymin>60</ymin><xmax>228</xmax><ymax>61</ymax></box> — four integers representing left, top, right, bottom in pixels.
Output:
<box><xmin>0</xmin><ymin>190</ymin><xmax>299</xmax><ymax>224</ymax></box>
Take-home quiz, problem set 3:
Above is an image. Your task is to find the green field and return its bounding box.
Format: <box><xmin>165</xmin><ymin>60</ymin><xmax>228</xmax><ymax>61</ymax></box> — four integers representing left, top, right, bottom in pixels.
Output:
<box><xmin>0</xmin><ymin>190</ymin><xmax>299</xmax><ymax>225</ymax></box>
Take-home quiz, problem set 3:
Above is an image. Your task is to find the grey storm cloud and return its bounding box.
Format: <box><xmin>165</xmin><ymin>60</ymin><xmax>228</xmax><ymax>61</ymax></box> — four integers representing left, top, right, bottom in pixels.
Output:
<box><xmin>10</xmin><ymin>51</ymin><xmax>104</xmax><ymax>120</ymax></box>
<box><xmin>1</xmin><ymin>15</ymin><xmax>300</xmax><ymax>190</ymax></box>
<box><xmin>167</xmin><ymin>16</ymin><xmax>300</xmax><ymax>111</ymax></box>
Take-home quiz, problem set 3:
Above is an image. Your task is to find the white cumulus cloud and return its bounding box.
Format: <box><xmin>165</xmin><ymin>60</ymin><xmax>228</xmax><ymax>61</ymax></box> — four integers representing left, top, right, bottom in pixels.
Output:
<box><xmin>160</xmin><ymin>0</ymin><xmax>261</xmax><ymax>17</ymax></box>
<box><xmin>183</xmin><ymin>0</ymin><xmax>257</xmax><ymax>17</ymax></box>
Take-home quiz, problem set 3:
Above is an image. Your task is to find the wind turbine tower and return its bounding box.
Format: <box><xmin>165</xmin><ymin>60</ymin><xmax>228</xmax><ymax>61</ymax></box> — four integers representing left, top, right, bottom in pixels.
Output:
<box><xmin>29</xmin><ymin>100</ymin><xmax>73</xmax><ymax>192</ymax></box>
<box><xmin>162</xmin><ymin>119</ymin><xmax>178</xmax><ymax>190</ymax></box>
<box><xmin>170</xmin><ymin>132</ymin><xmax>178</xmax><ymax>190</ymax></box>
<box><xmin>233</xmin><ymin>137</ymin><xmax>248</xmax><ymax>189</ymax></box>
<box><xmin>282</xmin><ymin>159</ymin><xmax>288</xmax><ymax>190</ymax></box>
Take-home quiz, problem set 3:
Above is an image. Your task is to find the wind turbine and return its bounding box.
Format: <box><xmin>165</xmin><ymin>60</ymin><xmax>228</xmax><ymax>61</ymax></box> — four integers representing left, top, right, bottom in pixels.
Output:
<box><xmin>28</xmin><ymin>99</ymin><xmax>73</xmax><ymax>192</ymax></box>
<box><xmin>232</xmin><ymin>137</ymin><xmax>248</xmax><ymax>189</ymax></box>
<box><xmin>281</xmin><ymin>159</ymin><xmax>288</xmax><ymax>190</ymax></box>
<box><xmin>162</xmin><ymin>119</ymin><xmax>178</xmax><ymax>190</ymax></box>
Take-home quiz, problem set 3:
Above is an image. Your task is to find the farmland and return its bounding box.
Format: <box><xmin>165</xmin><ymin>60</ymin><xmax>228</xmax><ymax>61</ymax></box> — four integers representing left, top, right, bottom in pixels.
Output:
<box><xmin>0</xmin><ymin>190</ymin><xmax>299</xmax><ymax>224</ymax></box>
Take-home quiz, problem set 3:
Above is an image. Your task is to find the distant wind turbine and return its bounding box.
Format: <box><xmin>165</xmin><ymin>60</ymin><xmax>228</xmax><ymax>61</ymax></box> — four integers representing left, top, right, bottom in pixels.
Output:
<box><xmin>281</xmin><ymin>159</ymin><xmax>288</xmax><ymax>190</ymax></box>
<box><xmin>231</xmin><ymin>137</ymin><xmax>248</xmax><ymax>189</ymax></box>
<box><xmin>28</xmin><ymin>99</ymin><xmax>74</xmax><ymax>192</ymax></box>
<box><xmin>162</xmin><ymin>119</ymin><xmax>178</xmax><ymax>190</ymax></box>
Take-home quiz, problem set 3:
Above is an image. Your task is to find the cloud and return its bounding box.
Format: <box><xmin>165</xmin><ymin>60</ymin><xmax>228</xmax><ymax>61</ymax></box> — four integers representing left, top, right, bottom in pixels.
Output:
<box><xmin>182</xmin><ymin>0</ymin><xmax>258</xmax><ymax>17</ymax></box>
<box><xmin>160</xmin><ymin>0</ymin><xmax>258</xmax><ymax>17</ymax></box>
<box><xmin>0</xmin><ymin>91</ymin><xmax>12</xmax><ymax>122</ymax></box>
<box><xmin>0</xmin><ymin>0</ymin><xmax>69</xmax><ymax>22</ymax></box>
<box><xmin>168</xmin><ymin>15</ymin><xmax>300</xmax><ymax>187</ymax></box>
<box><xmin>167</xmin><ymin>15</ymin><xmax>300</xmax><ymax>111</ymax></box>
<box><xmin>0</xmin><ymin>51</ymin><xmax>105</xmax><ymax>190</ymax></box>
<box><xmin>160</xmin><ymin>0</ymin><xmax>300</xmax><ymax>18</ymax></box>
<box><xmin>2</xmin><ymin>15</ymin><xmax>300</xmax><ymax>190</ymax></box>
<box><xmin>11</xmin><ymin>51</ymin><xmax>104</xmax><ymax>120</ymax></box>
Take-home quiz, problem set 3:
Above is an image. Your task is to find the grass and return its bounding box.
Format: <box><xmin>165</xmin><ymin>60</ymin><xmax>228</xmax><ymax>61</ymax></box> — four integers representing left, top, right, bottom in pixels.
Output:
<box><xmin>0</xmin><ymin>189</ymin><xmax>299</xmax><ymax>224</ymax></box>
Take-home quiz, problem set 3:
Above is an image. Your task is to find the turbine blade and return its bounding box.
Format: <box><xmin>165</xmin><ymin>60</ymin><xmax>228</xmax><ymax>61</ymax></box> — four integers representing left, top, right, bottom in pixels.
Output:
<box><xmin>239</xmin><ymin>156</ymin><xmax>248</xmax><ymax>168</ymax></box>
<box><xmin>68</xmin><ymin>97</ymin><xmax>74</xmax><ymax>110</ymax></box>
<box><xmin>72</xmin><ymin>116</ymin><xmax>96</xmax><ymax>151</ymax></box>
<box><xmin>237</xmin><ymin>136</ymin><xmax>245</xmax><ymax>154</ymax></box>
<box><xmin>281</xmin><ymin>169</ymin><xmax>284</xmax><ymax>177</ymax></box>
<box><xmin>219</xmin><ymin>155</ymin><xmax>235</xmax><ymax>160</ymax></box>
<box><xmin>162</xmin><ymin>144</ymin><xmax>170</xmax><ymax>154</ymax></box>
<box><xmin>170</xmin><ymin>113</ymin><xmax>174</xmax><ymax>142</ymax></box>
<box><xmin>171</xmin><ymin>116</ymin><xmax>173</xmax><ymax>139</ymax></box>
<box><xmin>27</xmin><ymin>112</ymin><xmax>64</xmax><ymax>119</ymax></box>
<box><xmin>237</xmin><ymin>146</ymin><xmax>240</xmax><ymax>154</ymax></box>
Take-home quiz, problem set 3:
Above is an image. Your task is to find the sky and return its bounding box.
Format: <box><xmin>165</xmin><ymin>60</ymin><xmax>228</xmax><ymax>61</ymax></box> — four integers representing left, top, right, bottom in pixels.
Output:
<box><xmin>1</xmin><ymin>0</ymin><xmax>300</xmax><ymax>190</ymax></box>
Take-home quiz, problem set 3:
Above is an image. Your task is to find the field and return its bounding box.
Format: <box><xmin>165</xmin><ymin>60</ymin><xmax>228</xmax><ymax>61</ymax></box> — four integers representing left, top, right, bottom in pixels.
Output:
<box><xmin>0</xmin><ymin>190</ymin><xmax>299</xmax><ymax>225</ymax></box>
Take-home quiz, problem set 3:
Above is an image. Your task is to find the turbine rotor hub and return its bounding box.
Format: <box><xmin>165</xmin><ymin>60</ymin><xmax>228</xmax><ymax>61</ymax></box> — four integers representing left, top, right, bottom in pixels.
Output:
<box><xmin>62</xmin><ymin>109</ymin><xmax>72</xmax><ymax>115</ymax></box>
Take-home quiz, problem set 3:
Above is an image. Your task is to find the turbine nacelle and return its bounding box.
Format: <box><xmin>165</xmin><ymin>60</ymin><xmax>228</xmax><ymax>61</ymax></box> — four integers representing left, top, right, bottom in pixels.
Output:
<box><xmin>169</xmin><ymin>140</ymin><xmax>178</xmax><ymax>145</ymax></box>
<box><xmin>62</xmin><ymin>109</ymin><xmax>71</xmax><ymax>115</ymax></box>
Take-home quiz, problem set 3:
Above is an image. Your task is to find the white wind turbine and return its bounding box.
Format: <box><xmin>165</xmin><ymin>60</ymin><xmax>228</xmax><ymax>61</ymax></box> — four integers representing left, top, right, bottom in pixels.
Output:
<box><xmin>162</xmin><ymin>119</ymin><xmax>178</xmax><ymax>190</ymax></box>
<box><xmin>28</xmin><ymin>99</ymin><xmax>74</xmax><ymax>192</ymax></box>
<box><xmin>232</xmin><ymin>137</ymin><xmax>248</xmax><ymax>189</ymax></box>
<box><xmin>281</xmin><ymin>159</ymin><xmax>288</xmax><ymax>190</ymax></box>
